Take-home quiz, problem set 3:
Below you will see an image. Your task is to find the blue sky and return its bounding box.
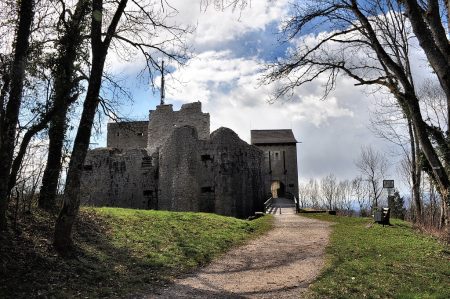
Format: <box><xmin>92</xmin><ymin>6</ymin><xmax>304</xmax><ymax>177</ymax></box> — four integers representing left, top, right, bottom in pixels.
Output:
<box><xmin>92</xmin><ymin>0</ymin><xmax>433</xmax><ymax>194</ymax></box>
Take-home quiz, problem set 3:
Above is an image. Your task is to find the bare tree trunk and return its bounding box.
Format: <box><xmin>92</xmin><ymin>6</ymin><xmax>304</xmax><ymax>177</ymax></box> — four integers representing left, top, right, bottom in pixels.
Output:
<box><xmin>403</xmin><ymin>0</ymin><xmax>450</xmax><ymax>101</ymax></box>
<box><xmin>439</xmin><ymin>198</ymin><xmax>449</xmax><ymax>242</ymax></box>
<box><xmin>38</xmin><ymin>0</ymin><xmax>89</xmax><ymax>211</ymax></box>
<box><xmin>405</xmin><ymin>94</ymin><xmax>450</xmax><ymax>210</ymax></box>
<box><xmin>53</xmin><ymin>58</ymin><xmax>106</xmax><ymax>251</ymax></box>
<box><xmin>0</xmin><ymin>0</ymin><xmax>35</xmax><ymax>230</ymax></box>
<box><xmin>440</xmin><ymin>199</ymin><xmax>449</xmax><ymax>229</ymax></box>
<box><xmin>408</xmin><ymin>118</ymin><xmax>423</xmax><ymax>222</ymax></box>
<box><xmin>8</xmin><ymin>117</ymin><xmax>51</xmax><ymax>196</ymax></box>
<box><xmin>39</xmin><ymin>109</ymin><xmax>68</xmax><ymax>210</ymax></box>
<box><xmin>430</xmin><ymin>176</ymin><xmax>436</xmax><ymax>226</ymax></box>
<box><xmin>54</xmin><ymin>0</ymin><xmax>128</xmax><ymax>252</ymax></box>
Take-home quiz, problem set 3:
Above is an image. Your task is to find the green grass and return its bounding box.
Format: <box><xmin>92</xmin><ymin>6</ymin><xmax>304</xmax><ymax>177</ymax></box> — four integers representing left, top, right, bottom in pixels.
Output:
<box><xmin>0</xmin><ymin>207</ymin><xmax>273</xmax><ymax>298</ymax></box>
<box><xmin>302</xmin><ymin>214</ymin><xmax>450</xmax><ymax>299</ymax></box>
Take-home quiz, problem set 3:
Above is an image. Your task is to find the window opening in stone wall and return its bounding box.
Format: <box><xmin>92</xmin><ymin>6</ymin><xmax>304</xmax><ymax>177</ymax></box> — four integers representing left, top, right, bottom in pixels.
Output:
<box><xmin>116</xmin><ymin>132</ymin><xmax>120</xmax><ymax>136</ymax></box>
<box><xmin>274</xmin><ymin>151</ymin><xmax>280</xmax><ymax>160</ymax></box>
<box><xmin>201</xmin><ymin>154</ymin><xmax>212</xmax><ymax>161</ymax></box>
<box><xmin>137</xmin><ymin>132</ymin><xmax>144</xmax><ymax>136</ymax></box>
<box><xmin>201</xmin><ymin>186</ymin><xmax>214</xmax><ymax>193</ymax></box>
<box><xmin>289</xmin><ymin>183</ymin><xmax>294</xmax><ymax>188</ymax></box>
<box><xmin>83</xmin><ymin>165</ymin><xmax>93</xmax><ymax>171</ymax></box>
<box><xmin>143</xmin><ymin>190</ymin><xmax>152</xmax><ymax>196</ymax></box>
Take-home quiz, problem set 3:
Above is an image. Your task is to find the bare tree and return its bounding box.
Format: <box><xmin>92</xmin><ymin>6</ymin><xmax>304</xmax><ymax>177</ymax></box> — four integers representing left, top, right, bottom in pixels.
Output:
<box><xmin>370</xmin><ymin>96</ymin><xmax>423</xmax><ymax>222</ymax></box>
<box><xmin>264</xmin><ymin>0</ymin><xmax>450</xmax><ymax>229</ymax></box>
<box><xmin>321</xmin><ymin>173</ymin><xmax>338</xmax><ymax>210</ymax></box>
<box><xmin>308</xmin><ymin>178</ymin><xmax>320</xmax><ymax>208</ymax></box>
<box><xmin>352</xmin><ymin>176</ymin><xmax>370</xmax><ymax>216</ymax></box>
<box><xmin>298</xmin><ymin>182</ymin><xmax>309</xmax><ymax>208</ymax></box>
<box><xmin>0</xmin><ymin>0</ymin><xmax>35</xmax><ymax>230</ymax></box>
<box><xmin>401</xmin><ymin>0</ymin><xmax>450</xmax><ymax>106</ymax></box>
<box><xmin>53</xmin><ymin>0</ymin><xmax>190</xmax><ymax>252</ymax></box>
<box><xmin>337</xmin><ymin>179</ymin><xmax>353</xmax><ymax>214</ymax></box>
<box><xmin>418</xmin><ymin>79</ymin><xmax>449</xmax><ymax>227</ymax></box>
<box><xmin>11</xmin><ymin>138</ymin><xmax>47</xmax><ymax>218</ymax></box>
<box><xmin>355</xmin><ymin>146</ymin><xmax>388</xmax><ymax>209</ymax></box>
<box><xmin>200</xmin><ymin>0</ymin><xmax>249</xmax><ymax>11</ymax></box>
<box><xmin>38</xmin><ymin>1</ymin><xmax>89</xmax><ymax>210</ymax></box>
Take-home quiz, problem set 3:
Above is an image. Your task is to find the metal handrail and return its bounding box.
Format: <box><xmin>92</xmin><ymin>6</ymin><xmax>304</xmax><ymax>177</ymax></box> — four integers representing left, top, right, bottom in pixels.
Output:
<box><xmin>285</xmin><ymin>191</ymin><xmax>294</xmax><ymax>200</ymax></box>
<box><xmin>264</xmin><ymin>197</ymin><xmax>273</xmax><ymax>213</ymax></box>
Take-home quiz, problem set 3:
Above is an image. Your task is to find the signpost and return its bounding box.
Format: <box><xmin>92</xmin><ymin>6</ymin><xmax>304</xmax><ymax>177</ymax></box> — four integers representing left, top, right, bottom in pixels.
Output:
<box><xmin>372</xmin><ymin>180</ymin><xmax>395</xmax><ymax>226</ymax></box>
<box><xmin>383</xmin><ymin>180</ymin><xmax>394</xmax><ymax>196</ymax></box>
<box><xmin>383</xmin><ymin>180</ymin><xmax>394</xmax><ymax>188</ymax></box>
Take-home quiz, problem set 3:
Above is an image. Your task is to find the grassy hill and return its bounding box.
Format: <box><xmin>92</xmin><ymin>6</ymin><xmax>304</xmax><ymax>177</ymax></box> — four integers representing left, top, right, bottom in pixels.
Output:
<box><xmin>0</xmin><ymin>207</ymin><xmax>273</xmax><ymax>298</ymax></box>
<box><xmin>303</xmin><ymin>214</ymin><xmax>450</xmax><ymax>299</ymax></box>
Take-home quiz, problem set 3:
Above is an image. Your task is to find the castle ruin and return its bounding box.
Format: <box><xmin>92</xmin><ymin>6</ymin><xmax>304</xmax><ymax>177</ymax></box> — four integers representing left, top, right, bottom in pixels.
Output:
<box><xmin>80</xmin><ymin>102</ymin><xmax>299</xmax><ymax>218</ymax></box>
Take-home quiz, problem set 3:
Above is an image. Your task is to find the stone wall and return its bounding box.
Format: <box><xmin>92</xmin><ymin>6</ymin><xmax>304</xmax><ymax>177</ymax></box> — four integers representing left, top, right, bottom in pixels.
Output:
<box><xmin>81</xmin><ymin>101</ymin><xmax>270</xmax><ymax>219</ymax></box>
<box><xmin>257</xmin><ymin>144</ymin><xmax>299</xmax><ymax>198</ymax></box>
<box><xmin>80</xmin><ymin>148</ymin><xmax>158</xmax><ymax>209</ymax></box>
<box><xmin>147</xmin><ymin>102</ymin><xmax>210</xmax><ymax>153</ymax></box>
<box><xmin>204</xmin><ymin>127</ymin><xmax>266</xmax><ymax>218</ymax></box>
<box><xmin>158</xmin><ymin>126</ymin><xmax>265</xmax><ymax>218</ymax></box>
<box><xmin>107</xmin><ymin>121</ymin><xmax>148</xmax><ymax>150</ymax></box>
<box><xmin>157</xmin><ymin>126</ymin><xmax>201</xmax><ymax>212</ymax></box>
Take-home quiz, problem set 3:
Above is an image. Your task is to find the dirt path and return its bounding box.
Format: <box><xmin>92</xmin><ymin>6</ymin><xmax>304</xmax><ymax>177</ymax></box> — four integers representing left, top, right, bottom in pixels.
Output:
<box><xmin>146</xmin><ymin>214</ymin><xmax>332</xmax><ymax>298</ymax></box>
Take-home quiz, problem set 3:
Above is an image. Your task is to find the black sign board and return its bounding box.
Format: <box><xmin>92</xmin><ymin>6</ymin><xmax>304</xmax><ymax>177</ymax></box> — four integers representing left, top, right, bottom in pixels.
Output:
<box><xmin>383</xmin><ymin>180</ymin><xmax>394</xmax><ymax>188</ymax></box>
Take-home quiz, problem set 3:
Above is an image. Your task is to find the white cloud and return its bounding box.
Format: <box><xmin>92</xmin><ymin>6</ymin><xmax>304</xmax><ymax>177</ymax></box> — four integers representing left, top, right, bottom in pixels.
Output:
<box><xmin>170</xmin><ymin>0</ymin><xmax>289</xmax><ymax>46</ymax></box>
<box><xmin>99</xmin><ymin>2</ymin><xmax>434</xmax><ymax>191</ymax></box>
<box><xmin>164</xmin><ymin>50</ymin><xmax>353</xmax><ymax>131</ymax></box>
<box><xmin>157</xmin><ymin>46</ymin><xmax>402</xmax><ymax>185</ymax></box>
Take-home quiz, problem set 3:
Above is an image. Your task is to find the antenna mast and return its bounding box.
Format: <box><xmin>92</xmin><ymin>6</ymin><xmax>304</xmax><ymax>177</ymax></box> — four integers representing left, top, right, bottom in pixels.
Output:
<box><xmin>160</xmin><ymin>60</ymin><xmax>165</xmax><ymax>105</ymax></box>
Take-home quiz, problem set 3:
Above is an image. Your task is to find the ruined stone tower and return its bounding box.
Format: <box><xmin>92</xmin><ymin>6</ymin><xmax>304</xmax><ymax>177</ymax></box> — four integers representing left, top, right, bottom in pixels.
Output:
<box><xmin>251</xmin><ymin>130</ymin><xmax>299</xmax><ymax>199</ymax></box>
<box><xmin>80</xmin><ymin>102</ymin><xmax>265</xmax><ymax>218</ymax></box>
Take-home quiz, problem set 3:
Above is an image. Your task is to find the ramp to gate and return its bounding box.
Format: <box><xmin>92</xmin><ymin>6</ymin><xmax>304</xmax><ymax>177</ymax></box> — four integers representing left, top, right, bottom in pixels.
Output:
<box><xmin>265</xmin><ymin>197</ymin><xmax>297</xmax><ymax>214</ymax></box>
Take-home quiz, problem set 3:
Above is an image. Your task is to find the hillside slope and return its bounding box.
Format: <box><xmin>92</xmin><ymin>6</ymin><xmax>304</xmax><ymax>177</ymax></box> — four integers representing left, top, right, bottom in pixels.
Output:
<box><xmin>0</xmin><ymin>207</ymin><xmax>272</xmax><ymax>298</ymax></box>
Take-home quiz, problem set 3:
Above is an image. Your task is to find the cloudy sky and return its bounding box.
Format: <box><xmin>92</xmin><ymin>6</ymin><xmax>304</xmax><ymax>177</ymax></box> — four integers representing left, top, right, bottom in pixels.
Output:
<box><xmin>93</xmin><ymin>0</ymin><xmax>433</xmax><ymax>189</ymax></box>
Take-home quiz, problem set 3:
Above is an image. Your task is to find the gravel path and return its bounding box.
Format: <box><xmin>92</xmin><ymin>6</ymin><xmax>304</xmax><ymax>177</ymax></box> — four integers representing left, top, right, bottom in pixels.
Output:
<box><xmin>146</xmin><ymin>213</ymin><xmax>332</xmax><ymax>298</ymax></box>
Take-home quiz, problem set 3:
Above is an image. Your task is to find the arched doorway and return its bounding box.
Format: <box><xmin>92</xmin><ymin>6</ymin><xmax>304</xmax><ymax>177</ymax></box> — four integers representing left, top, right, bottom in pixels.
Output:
<box><xmin>270</xmin><ymin>180</ymin><xmax>285</xmax><ymax>198</ymax></box>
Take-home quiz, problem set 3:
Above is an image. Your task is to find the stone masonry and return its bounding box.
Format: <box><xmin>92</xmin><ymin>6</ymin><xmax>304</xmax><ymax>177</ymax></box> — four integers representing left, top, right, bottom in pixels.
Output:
<box><xmin>80</xmin><ymin>102</ymin><xmax>268</xmax><ymax>218</ymax></box>
<box><xmin>251</xmin><ymin>130</ymin><xmax>299</xmax><ymax>199</ymax></box>
<box><xmin>147</xmin><ymin>102</ymin><xmax>210</xmax><ymax>153</ymax></box>
<box><xmin>107</xmin><ymin>121</ymin><xmax>148</xmax><ymax>150</ymax></box>
<box><xmin>158</xmin><ymin>126</ymin><xmax>265</xmax><ymax>218</ymax></box>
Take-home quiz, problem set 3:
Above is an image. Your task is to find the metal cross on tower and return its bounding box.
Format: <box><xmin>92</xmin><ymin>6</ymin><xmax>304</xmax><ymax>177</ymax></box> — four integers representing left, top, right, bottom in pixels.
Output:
<box><xmin>160</xmin><ymin>60</ymin><xmax>165</xmax><ymax>105</ymax></box>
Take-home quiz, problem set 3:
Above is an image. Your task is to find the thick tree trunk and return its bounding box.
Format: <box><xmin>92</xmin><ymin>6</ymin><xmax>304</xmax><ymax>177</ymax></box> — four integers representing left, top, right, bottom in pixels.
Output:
<box><xmin>408</xmin><ymin>119</ymin><xmax>423</xmax><ymax>222</ymax></box>
<box><xmin>0</xmin><ymin>0</ymin><xmax>35</xmax><ymax>230</ymax></box>
<box><xmin>440</xmin><ymin>199</ymin><xmax>449</xmax><ymax>229</ymax></box>
<box><xmin>54</xmin><ymin>86</ymin><xmax>97</xmax><ymax>251</ymax></box>
<box><xmin>405</xmin><ymin>95</ymin><xmax>450</xmax><ymax>222</ymax></box>
<box><xmin>38</xmin><ymin>0</ymin><xmax>89</xmax><ymax>211</ymax></box>
<box><xmin>54</xmin><ymin>0</ymin><xmax>128</xmax><ymax>252</ymax></box>
<box><xmin>404</xmin><ymin>0</ymin><xmax>450</xmax><ymax>105</ymax></box>
<box><xmin>53</xmin><ymin>62</ymin><xmax>104</xmax><ymax>251</ymax></box>
<box><xmin>439</xmin><ymin>198</ymin><xmax>449</xmax><ymax>241</ymax></box>
<box><xmin>38</xmin><ymin>110</ymin><xmax>68</xmax><ymax>210</ymax></box>
<box><xmin>0</xmin><ymin>69</ymin><xmax>10</xmax><ymax>125</ymax></box>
